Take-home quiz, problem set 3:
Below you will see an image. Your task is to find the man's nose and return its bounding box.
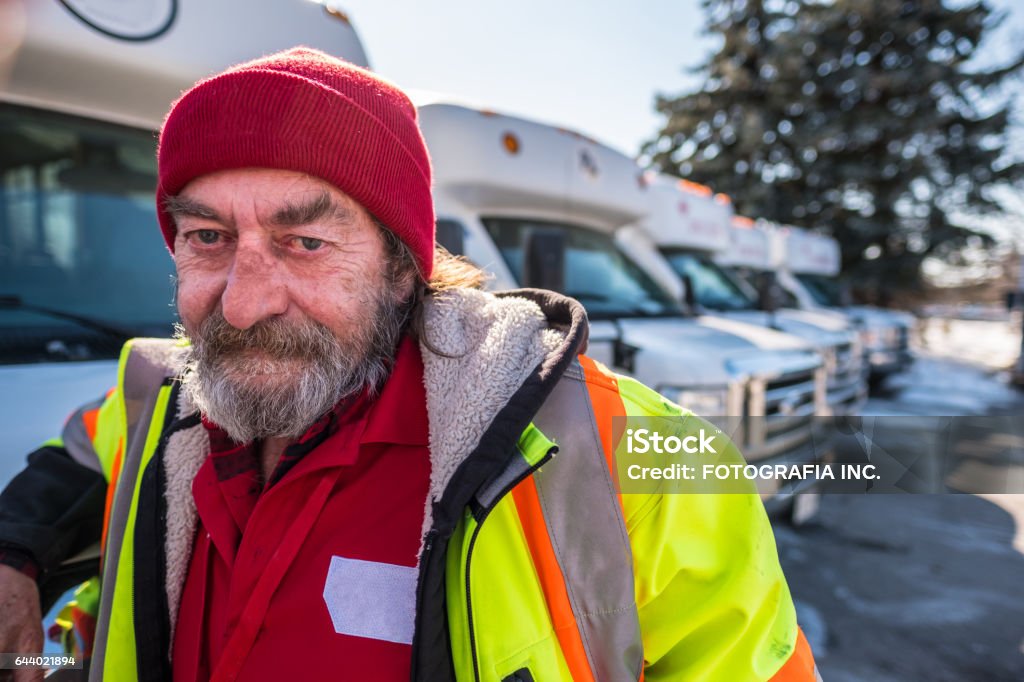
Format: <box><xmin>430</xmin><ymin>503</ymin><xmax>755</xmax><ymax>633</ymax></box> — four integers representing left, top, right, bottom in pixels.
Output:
<box><xmin>220</xmin><ymin>238</ymin><xmax>289</xmax><ymax>330</ymax></box>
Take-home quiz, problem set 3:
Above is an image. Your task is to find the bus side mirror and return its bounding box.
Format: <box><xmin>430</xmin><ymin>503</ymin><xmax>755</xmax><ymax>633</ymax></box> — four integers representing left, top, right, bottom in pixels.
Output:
<box><xmin>757</xmin><ymin>273</ymin><xmax>780</xmax><ymax>313</ymax></box>
<box><xmin>522</xmin><ymin>229</ymin><xmax>566</xmax><ymax>292</ymax></box>
<box><xmin>681</xmin><ymin>274</ymin><xmax>697</xmax><ymax>310</ymax></box>
<box><xmin>435</xmin><ymin>220</ymin><xmax>465</xmax><ymax>256</ymax></box>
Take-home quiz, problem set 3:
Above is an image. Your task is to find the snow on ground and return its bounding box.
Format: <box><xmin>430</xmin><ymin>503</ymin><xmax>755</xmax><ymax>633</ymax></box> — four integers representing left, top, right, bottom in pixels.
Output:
<box><xmin>779</xmin><ymin>317</ymin><xmax>1024</xmax><ymax>680</ymax></box>
<box><xmin>867</xmin><ymin>317</ymin><xmax>1024</xmax><ymax>416</ymax></box>
<box><xmin>916</xmin><ymin>316</ymin><xmax>1021</xmax><ymax>371</ymax></box>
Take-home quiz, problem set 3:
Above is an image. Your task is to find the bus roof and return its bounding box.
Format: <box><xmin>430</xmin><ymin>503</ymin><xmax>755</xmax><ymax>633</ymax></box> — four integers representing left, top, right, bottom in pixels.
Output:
<box><xmin>783</xmin><ymin>228</ymin><xmax>841</xmax><ymax>276</ymax></box>
<box><xmin>417</xmin><ymin>100</ymin><xmax>650</xmax><ymax>233</ymax></box>
<box><xmin>1</xmin><ymin>0</ymin><xmax>369</xmax><ymax>130</ymax></box>
<box><xmin>640</xmin><ymin>174</ymin><xmax>733</xmax><ymax>253</ymax></box>
<box><xmin>716</xmin><ymin>216</ymin><xmax>774</xmax><ymax>269</ymax></box>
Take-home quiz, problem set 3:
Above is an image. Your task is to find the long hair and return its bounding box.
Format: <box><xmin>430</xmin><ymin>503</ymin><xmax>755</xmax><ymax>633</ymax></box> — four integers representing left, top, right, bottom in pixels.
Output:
<box><xmin>376</xmin><ymin>219</ymin><xmax>489</xmax><ymax>355</ymax></box>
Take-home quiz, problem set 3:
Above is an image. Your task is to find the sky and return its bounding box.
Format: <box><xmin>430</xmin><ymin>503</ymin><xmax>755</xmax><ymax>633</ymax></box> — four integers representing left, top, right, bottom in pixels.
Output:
<box><xmin>335</xmin><ymin>0</ymin><xmax>1024</xmax><ymax>159</ymax></box>
<box><xmin>335</xmin><ymin>0</ymin><xmax>711</xmax><ymax>155</ymax></box>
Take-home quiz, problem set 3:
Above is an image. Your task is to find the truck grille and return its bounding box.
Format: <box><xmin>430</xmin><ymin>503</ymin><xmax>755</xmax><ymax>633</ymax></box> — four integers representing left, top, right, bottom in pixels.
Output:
<box><xmin>897</xmin><ymin>326</ymin><xmax>909</xmax><ymax>352</ymax></box>
<box><xmin>825</xmin><ymin>342</ymin><xmax>865</xmax><ymax>414</ymax></box>
<box><xmin>743</xmin><ymin>367</ymin><xmax>819</xmax><ymax>462</ymax></box>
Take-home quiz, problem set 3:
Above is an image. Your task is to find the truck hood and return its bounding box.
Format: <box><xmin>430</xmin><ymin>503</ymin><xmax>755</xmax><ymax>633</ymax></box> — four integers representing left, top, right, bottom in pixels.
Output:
<box><xmin>591</xmin><ymin>318</ymin><xmax>821</xmax><ymax>388</ymax></box>
<box><xmin>694</xmin><ymin>315</ymin><xmax>814</xmax><ymax>351</ymax></box>
<box><xmin>776</xmin><ymin>307</ymin><xmax>853</xmax><ymax>331</ymax></box>
<box><xmin>0</xmin><ymin>360</ymin><xmax>118</xmax><ymax>487</ymax></box>
<box><xmin>718</xmin><ymin>310</ymin><xmax>855</xmax><ymax>350</ymax></box>
<box><xmin>845</xmin><ymin>306</ymin><xmax>915</xmax><ymax>330</ymax></box>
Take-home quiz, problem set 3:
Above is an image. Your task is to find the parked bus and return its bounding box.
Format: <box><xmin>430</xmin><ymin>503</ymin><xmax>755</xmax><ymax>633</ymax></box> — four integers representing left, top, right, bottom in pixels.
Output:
<box><xmin>617</xmin><ymin>175</ymin><xmax>867</xmax><ymax>415</ymax></box>
<box><xmin>417</xmin><ymin>99</ymin><xmax>830</xmax><ymax>512</ymax></box>
<box><xmin>778</xmin><ymin>227</ymin><xmax>914</xmax><ymax>385</ymax></box>
<box><xmin>0</xmin><ymin>0</ymin><xmax>369</xmax><ymax>484</ymax></box>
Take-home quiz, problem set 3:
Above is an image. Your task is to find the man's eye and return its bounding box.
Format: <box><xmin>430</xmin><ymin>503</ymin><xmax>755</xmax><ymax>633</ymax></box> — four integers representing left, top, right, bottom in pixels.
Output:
<box><xmin>298</xmin><ymin>237</ymin><xmax>324</xmax><ymax>251</ymax></box>
<box><xmin>194</xmin><ymin>230</ymin><xmax>220</xmax><ymax>245</ymax></box>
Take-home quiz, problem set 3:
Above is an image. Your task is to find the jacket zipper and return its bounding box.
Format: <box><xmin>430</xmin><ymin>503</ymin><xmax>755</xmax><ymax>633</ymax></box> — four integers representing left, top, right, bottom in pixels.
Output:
<box><xmin>465</xmin><ymin>446</ymin><xmax>557</xmax><ymax>682</ymax></box>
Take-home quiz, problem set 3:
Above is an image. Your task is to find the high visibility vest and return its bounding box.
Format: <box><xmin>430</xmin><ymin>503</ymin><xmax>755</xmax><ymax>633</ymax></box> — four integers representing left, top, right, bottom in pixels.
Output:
<box><xmin>54</xmin><ymin>338</ymin><xmax>817</xmax><ymax>681</ymax></box>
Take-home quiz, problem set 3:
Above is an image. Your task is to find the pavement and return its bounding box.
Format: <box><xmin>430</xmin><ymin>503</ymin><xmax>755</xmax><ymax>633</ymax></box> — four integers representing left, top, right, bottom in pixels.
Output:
<box><xmin>774</xmin><ymin>319</ymin><xmax>1024</xmax><ymax>681</ymax></box>
<box><xmin>777</xmin><ymin>494</ymin><xmax>1024</xmax><ymax>681</ymax></box>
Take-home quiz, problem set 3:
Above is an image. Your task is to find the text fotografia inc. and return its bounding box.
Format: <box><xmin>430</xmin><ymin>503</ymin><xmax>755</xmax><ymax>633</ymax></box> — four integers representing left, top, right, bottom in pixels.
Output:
<box><xmin>625</xmin><ymin>462</ymin><xmax>880</xmax><ymax>482</ymax></box>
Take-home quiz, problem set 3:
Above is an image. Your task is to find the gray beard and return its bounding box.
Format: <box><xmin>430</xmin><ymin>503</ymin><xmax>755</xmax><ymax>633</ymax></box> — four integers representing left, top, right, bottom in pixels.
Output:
<box><xmin>177</xmin><ymin>291</ymin><xmax>408</xmax><ymax>444</ymax></box>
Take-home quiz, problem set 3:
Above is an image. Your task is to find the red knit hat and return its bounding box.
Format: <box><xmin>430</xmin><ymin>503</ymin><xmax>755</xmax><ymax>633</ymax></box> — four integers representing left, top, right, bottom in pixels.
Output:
<box><xmin>157</xmin><ymin>47</ymin><xmax>435</xmax><ymax>278</ymax></box>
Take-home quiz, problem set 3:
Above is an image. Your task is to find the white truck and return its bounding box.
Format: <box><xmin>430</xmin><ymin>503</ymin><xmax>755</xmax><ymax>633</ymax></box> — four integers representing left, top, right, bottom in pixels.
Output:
<box><xmin>416</xmin><ymin>99</ymin><xmax>831</xmax><ymax>503</ymax></box>
<box><xmin>617</xmin><ymin>176</ymin><xmax>867</xmax><ymax>415</ymax></box>
<box><xmin>778</xmin><ymin>228</ymin><xmax>914</xmax><ymax>386</ymax></box>
<box><xmin>0</xmin><ymin>0</ymin><xmax>370</xmax><ymax>487</ymax></box>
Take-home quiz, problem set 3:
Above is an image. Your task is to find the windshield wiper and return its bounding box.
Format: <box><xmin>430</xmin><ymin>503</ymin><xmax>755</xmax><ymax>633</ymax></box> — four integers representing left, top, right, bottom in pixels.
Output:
<box><xmin>0</xmin><ymin>295</ymin><xmax>140</xmax><ymax>341</ymax></box>
<box><xmin>565</xmin><ymin>292</ymin><xmax>682</xmax><ymax>318</ymax></box>
<box><xmin>565</xmin><ymin>291</ymin><xmax>611</xmax><ymax>302</ymax></box>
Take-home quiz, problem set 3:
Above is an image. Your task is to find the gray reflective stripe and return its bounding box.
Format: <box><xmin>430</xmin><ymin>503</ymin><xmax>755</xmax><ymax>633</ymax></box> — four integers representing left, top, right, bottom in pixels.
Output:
<box><xmin>91</xmin><ymin>339</ymin><xmax>184</xmax><ymax>681</ymax></box>
<box><xmin>530</xmin><ymin>359</ymin><xmax>643</xmax><ymax>681</ymax></box>
<box><xmin>475</xmin><ymin>449</ymin><xmax>535</xmax><ymax>510</ymax></box>
<box><xmin>60</xmin><ymin>396</ymin><xmax>106</xmax><ymax>473</ymax></box>
<box><xmin>815</xmin><ymin>665</ymin><xmax>823</xmax><ymax>681</ymax></box>
<box><xmin>121</xmin><ymin>339</ymin><xmax>185</xmax><ymax>439</ymax></box>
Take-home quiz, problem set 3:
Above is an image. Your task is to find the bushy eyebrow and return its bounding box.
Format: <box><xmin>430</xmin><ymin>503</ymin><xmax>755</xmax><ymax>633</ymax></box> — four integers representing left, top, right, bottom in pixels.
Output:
<box><xmin>270</xmin><ymin>190</ymin><xmax>357</xmax><ymax>228</ymax></box>
<box><xmin>163</xmin><ymin>195</ymin><xmax>220</xmax><ymax>222</ymax></box>
<box><xmin>163</xmin><ymin>191</ymin><xmax>357</xmax><ymax>229</ymax></box>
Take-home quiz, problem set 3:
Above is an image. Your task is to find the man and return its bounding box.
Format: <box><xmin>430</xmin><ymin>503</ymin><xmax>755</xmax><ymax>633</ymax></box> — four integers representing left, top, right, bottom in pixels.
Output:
<box><xmin>0</xmin><ymin>48</ymin><xmax>818</xmax><ymax>681</ymax></box>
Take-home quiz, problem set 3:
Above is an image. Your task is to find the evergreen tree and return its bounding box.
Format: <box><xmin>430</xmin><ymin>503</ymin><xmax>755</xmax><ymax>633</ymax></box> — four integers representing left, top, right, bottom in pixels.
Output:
<box><xmin>645</xmin><ymin>0</ymin><xmax>1024</xmax><ymax>293</ymax></box>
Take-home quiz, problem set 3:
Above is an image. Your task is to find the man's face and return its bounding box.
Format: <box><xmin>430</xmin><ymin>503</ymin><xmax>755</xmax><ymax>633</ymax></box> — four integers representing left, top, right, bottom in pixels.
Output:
<box><xmin>170</xmin><ymin>168</ymin><xmax>411</xmax><ymax>443</ymax></box>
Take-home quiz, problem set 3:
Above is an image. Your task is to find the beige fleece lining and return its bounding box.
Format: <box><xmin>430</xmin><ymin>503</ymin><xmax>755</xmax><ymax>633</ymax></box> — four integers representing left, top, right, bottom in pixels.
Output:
<box><xmin>163</xmin><ymin>388</ymin><xmax>208</xmax><ymax>646</ymax></box>
<box><xmin>416</xmin><ymin>289</ymin><xmax>564</xmax><ymax>556</ymax></box>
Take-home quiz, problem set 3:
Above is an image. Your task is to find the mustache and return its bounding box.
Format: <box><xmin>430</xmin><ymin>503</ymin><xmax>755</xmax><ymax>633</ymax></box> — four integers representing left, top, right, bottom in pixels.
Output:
<box><xmin>178</xmin><ymin>310</ymin><xmax>340</xmax><ymax>361</ymax></box>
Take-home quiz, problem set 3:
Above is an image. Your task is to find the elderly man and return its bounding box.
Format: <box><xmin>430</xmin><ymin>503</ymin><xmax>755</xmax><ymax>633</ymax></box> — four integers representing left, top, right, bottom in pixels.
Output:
<box><xmin>0</xmin><ymin>49</ymin><xmax>817</xmax><ymax>681</ymax></box>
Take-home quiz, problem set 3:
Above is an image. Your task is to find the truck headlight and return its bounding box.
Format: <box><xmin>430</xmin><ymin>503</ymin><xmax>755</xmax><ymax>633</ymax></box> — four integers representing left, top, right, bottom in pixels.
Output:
<box><xmin>662</xmin><ymin>386</ymin><xmax>731</xmax><ymax>416</ymax></box>
<box><xmin>860</xmin><ymin>327</ymin><xmax>897</xmax><ymax>350</ymax></box>
<box><xmin>860</xmin><ymin>328</ymin><xmax>881</xmax><ymax>349</ymax></box>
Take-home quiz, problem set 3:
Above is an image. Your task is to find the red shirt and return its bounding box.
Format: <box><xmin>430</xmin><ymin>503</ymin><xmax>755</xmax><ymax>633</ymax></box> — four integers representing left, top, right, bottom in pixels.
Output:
<box><xmin>172</xmin><ymin>336</ymin><xmax>431</xmax><ymax>681</ymax></box>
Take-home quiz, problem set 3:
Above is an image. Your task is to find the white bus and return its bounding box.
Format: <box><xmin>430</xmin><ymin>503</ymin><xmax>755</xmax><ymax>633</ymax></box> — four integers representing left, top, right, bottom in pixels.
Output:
<box><xmin>617</xmin><ymin>175</ymin><xmax>867</xmax><ymax>415</ymax></box>
<box><xmin>0</xmin><ymin>0</ymin><xmax>370</xmax><ymax>486</ymax></box>
<box><xmin>778</xmin><ymin>228</ymin><xmax>914</xmax><ymax>384</ymax></box>
<box><xmin>417</xmin><ymin>99</ymin><xmax>830</xmax><ymax>506</ymax></box>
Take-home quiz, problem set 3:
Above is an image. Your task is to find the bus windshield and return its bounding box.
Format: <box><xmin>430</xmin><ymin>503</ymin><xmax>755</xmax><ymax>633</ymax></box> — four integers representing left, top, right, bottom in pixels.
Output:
<box><xmin>0</xmin><ymin>104</ymin><xmax>176</xmax><ymax>363</ymax></box>
<box><xmin>482</xmin><ymin>217</ymin><xmax>682</xmax><ymax>320</ymax></box>
<box><xmin>661</xmin><ymin>250</ymin><xmax>758</xmax><ymax>312</ymax></box>
<box><xmin>796</xmin><ymin>273</ymin><xmax>843</xmax><ymax>307</ymax></box>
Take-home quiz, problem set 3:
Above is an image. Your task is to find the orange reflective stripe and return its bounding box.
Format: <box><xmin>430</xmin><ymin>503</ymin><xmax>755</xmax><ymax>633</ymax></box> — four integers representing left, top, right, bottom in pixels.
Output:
<box><xmin>770</xmin><ymin>628</ymin><xmax>817</xmax><ymax>681</ymax></box>
<box><xmin>578</xmin><ymin>356</ymin><xmax>646</xmax><ymax>681</ymax></box>
<box><xmin>511</xmin><ymin>477</ymin><xmax>596</xmax><ymax>682</ymax></box>
<box><xmin>577</xmin><ymin>356</ymin><xmax>627</xmax><ymax>489</ymax></box>
<box><xmin>81</xmin><ymin>407</ymin><xmax>100</xmax><ymax>442</ymax></box>
<box><xmin>99</xmin><ymin>440</ymin><xmax>124</xmax><ymax>568</ymax></box>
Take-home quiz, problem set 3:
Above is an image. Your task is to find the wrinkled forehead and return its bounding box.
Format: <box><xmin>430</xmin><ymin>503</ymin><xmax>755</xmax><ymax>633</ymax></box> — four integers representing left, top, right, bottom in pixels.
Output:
<box><xmin>165</xmin><ymin>169</ymin><xmax>373</xmax><ymax>232</ymax></box>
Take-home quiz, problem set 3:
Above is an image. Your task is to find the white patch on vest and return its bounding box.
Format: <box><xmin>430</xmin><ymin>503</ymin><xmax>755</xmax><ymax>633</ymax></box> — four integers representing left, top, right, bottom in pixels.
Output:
<box><xmin>322</xmin><ymin>556</ymin><xmax>417</xmax><ymax>645</ymax></box>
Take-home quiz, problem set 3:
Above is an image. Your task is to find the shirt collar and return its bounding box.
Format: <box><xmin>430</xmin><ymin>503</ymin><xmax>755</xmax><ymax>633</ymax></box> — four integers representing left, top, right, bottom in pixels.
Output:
<box><xmin>359</xmin><ymin>333</ymin><xmax>428</xmax><ymax>447</ymax></box>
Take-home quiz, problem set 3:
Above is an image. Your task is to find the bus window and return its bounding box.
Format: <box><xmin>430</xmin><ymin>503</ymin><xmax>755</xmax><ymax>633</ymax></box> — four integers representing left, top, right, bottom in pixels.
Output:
<box><xmin>0</xmin><ymin>104</ymin><xmax>176</xmax><ymax>363</ymax></box>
